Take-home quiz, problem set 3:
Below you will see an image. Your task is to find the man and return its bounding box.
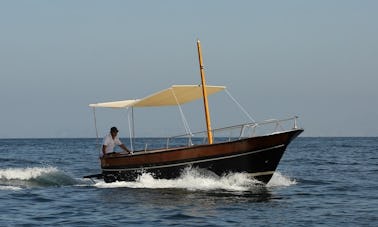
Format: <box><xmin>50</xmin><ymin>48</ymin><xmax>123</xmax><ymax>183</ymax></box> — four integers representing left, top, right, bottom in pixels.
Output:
<box><xmin>102</xmin><ymin>127</ymin><xmax>132</xmax><ymax>156</ymax></box>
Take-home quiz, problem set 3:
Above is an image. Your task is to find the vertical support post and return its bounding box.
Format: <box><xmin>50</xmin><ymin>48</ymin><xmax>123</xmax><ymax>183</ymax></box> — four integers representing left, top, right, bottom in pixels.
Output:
<box><xmin>92</xmin><ymin>107</ymin><xmax>101</xmax><ymax>154</ymax></box>
<box><xmin>131</xmin><ymin>107</ymin><xmax>135</xmax><ymax>148</ymax></box>
<box><xmin>197</xmin><ymin>40</ymin><xmax>213</xmax><ymax>144</ymax></box>
<box><xmin>127</xmin><ymin>107</ymin><xmax>134</xmax><ymax>152</ymax></box>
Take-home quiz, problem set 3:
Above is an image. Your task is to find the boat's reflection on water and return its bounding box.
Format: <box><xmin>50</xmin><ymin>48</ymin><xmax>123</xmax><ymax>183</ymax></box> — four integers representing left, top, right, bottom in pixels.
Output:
<box><xmin>96</xmin><ymin>186</ymin><xmax>278</xmax><ymax>222</ymax></box>
<box><xmin>204</xmin><ymin>187</ymin><xmax>276</xmax><ymax>202</ymax></box>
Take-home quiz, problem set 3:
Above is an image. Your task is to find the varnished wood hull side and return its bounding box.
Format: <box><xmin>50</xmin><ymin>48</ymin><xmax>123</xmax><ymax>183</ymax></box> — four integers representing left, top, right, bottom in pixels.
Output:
<box><xmin>100</xmin><ymin>129</ymin><xmax>303</xmax><ymax>184</ymax></box>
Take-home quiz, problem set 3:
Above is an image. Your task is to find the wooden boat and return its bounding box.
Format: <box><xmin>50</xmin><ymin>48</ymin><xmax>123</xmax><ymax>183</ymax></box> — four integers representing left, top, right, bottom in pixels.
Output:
<box><xmin>85</xmin><ymin>41</ymin><xmax>303</xmax><ymax>184</ymax></box>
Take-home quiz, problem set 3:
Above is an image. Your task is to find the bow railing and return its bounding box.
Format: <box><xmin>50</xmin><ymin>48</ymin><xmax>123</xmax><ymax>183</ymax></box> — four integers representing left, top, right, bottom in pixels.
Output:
<box><xmin>159</xmin><ymin>116</ymin><xmax>300</xmax><ymax>150</ymax></box>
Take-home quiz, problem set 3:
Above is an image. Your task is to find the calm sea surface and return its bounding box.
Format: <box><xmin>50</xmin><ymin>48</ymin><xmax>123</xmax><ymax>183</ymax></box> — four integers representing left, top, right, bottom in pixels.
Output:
<box><xmin>1</xmin><ymin>137</ymin><xmax>377</xmax><ymax>226</ymax></box>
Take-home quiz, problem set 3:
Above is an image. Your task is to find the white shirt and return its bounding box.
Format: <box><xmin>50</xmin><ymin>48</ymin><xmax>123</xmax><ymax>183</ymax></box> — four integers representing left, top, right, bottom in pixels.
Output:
<box><xmin>102</xmin><ymin>134</ymin><xmax>122</xmax><ymax>155</ymax></box>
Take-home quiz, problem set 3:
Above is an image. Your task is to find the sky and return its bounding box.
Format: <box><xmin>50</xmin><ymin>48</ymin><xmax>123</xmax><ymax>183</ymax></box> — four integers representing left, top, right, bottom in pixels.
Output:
<box><xmin>0</xmin><ymin>0</ymin><xmax>377</xmax><ymax>138</ymax></box>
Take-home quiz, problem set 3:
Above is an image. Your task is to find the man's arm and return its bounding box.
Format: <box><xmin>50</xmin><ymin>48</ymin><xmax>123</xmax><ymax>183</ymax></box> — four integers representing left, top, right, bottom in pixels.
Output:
<box><xmin>119</xmin><ymin>144</ymin><xmax>131</xmax><ymax>154</ymax></box>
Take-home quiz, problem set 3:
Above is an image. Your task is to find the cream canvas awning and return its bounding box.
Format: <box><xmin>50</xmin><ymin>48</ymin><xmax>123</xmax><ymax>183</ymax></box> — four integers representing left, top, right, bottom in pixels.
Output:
<box><xmin>89</xmin><ymin>85</ymin><xmax>226</xmax><ymax>108</ymax></box>
<box><xmin>89</xmin><ymin>99</ymin><xmax>140</xmax><ymax>108</ymax></box>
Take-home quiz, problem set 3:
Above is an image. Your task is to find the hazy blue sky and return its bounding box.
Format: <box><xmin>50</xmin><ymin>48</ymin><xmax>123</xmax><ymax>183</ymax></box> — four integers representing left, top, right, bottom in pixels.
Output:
<box><xmin>1</xmin><ymin>1</ymin><xmax>377</xmax><ymax>138</ymax></box>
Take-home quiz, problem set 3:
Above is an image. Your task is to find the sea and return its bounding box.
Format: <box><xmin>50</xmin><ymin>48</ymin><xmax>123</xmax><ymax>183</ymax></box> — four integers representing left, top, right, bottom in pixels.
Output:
<box><xmin>0</xmin><ymin>137</ymin><xmax>377</xmax><ymax>226</ymax></box>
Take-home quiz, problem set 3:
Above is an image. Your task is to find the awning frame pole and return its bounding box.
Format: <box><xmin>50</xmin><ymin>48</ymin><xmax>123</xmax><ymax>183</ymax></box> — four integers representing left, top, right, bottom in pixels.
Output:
<box><xmin>127</xmin><ymin>107</ymin><xmax>134</xmax><ymax>152</ymax></box>
<box><xmin>92</xmin><ymin>107</ymin><xmax>101</xmax><ymax>155</ymax></box>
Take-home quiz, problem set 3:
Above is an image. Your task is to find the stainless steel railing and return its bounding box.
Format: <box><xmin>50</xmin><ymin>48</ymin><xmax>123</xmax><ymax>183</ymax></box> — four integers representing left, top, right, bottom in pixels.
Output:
<box><xmin>162</xmin><ymin>116</ymin><xmax>300</xmax><ymax>149</ymax></box>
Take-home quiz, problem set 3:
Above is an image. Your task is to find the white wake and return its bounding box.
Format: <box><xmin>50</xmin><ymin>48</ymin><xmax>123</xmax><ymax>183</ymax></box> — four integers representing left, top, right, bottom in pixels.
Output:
<box><xmin>0</xmin><ymin>166</ymin><xmax>78</xmax><ymax>190</ymax></box>
<box><xmin>93</xmin><ymin>168</ymin><xmax>296</xmax><ymax>191</ymax></box>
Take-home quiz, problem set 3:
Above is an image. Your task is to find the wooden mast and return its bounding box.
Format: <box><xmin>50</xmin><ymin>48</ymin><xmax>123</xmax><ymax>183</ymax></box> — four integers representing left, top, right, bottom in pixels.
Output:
<box><xmin>197</xmin><ymin>40</ymin><xmax>213</xmax><ymax>144</ymax></box>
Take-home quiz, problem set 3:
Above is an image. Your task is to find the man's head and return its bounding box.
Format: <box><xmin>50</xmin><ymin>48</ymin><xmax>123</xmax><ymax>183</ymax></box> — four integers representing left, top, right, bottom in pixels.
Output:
<box><xmin>110</xmin><ymin>127</ymin><xmax>119</xmax><ymax>136</ymax></box>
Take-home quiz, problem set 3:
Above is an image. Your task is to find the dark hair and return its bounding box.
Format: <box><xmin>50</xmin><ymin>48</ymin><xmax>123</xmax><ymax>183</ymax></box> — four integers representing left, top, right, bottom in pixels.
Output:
<box><xmin>110</xmin><ymin>127</ymin><xmax>118</xmax><ymax>133</ymax></box>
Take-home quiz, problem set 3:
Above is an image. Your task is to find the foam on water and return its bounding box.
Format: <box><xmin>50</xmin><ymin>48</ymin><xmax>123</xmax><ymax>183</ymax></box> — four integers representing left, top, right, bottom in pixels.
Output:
<box><xmin>94</xmin><ymin>168</ymin><xmax>296</xmax><ymax>191</ymax></box>
<box><xmin>0</xmin><ymin>185</ymin><xmax>22</xmax><ymax>191</ymax></box>
<box><xmin>0</xmin><ymin>166</ymin><xmax>58</xmax><ymax>180</ymax></box>
<box><xmin>267</xmin><ymin>172</ymin><xmax>297</xmax><ymax>187</ymax></box>
<box><xmin>0</xmin><ymin>166</ymin><xmax>78</xmax><ymax>189</ymax></box>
